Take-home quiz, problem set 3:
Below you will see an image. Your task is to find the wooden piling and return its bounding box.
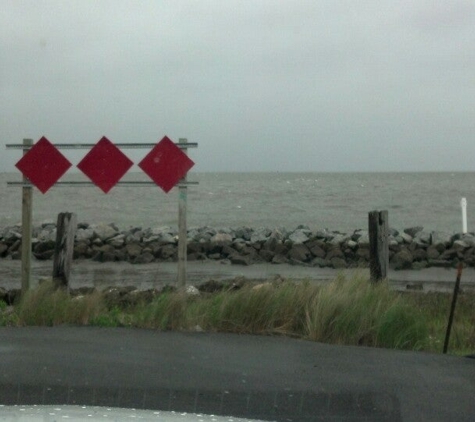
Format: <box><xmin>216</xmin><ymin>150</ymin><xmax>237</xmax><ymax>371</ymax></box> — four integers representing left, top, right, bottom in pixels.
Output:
<box><xmin>368</xmin><ymin>210</ymin><xmax>389</xmax><ymax>283</ymax></box>
<box><xmin>52</xmin><ymin>212</ymin><xmax>77</xmax><ymax>291</ymax></box>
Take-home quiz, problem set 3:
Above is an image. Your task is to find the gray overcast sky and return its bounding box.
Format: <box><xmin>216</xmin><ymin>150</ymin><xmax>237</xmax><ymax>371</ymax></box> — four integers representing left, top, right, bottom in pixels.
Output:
<box><xmin>1</xmin><ymin>0</ymin><xmax>474</xmax><ymax>172</ymax></box>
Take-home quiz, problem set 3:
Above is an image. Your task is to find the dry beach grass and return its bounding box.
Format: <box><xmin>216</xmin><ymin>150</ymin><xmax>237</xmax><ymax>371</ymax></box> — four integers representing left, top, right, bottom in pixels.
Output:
<box><xmin>1</xmin><ymin>274</ymin><xmax>474</xmax><ymax>355</ymax></box>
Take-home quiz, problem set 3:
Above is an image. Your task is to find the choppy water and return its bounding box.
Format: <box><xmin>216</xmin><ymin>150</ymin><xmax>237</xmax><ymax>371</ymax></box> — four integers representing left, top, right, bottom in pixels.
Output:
<box><xmin>1</xmin><ymin>172</ymin><xmax>474</xmax><ymax>233</ymax></box>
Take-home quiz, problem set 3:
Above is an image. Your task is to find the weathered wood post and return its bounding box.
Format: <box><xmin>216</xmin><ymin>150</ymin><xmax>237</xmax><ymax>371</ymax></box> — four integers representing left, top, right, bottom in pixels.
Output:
<box><xmin>21</xmin><ymin>138</ymin><xmax>33</xmax><ymax>295</ymax></box>
<box><xmin>368</xmin><ymin>210</ymin><xmax>389</xmax><ymax>283</ymax></box>
<box><xmin>52</xmin><ymin>212</ymin><xmax>77</xmax><ymax>291</ymax></box>
<box><xmin>177</xmin><ymin>138</ymin><xmax>188</xmax><ymax>287</ymax></box>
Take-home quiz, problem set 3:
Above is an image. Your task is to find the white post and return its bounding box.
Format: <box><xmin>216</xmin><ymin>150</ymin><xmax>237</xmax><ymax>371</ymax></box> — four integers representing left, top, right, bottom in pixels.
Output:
<box><xmin>177</xmin><ymin>138</ymin><xmax>188</xmax><ymax>287</ymax></box>
<box><xmin>461</xmin><ymin>197</ymin><xmax>468</xmax><ymax>234</ymax></box>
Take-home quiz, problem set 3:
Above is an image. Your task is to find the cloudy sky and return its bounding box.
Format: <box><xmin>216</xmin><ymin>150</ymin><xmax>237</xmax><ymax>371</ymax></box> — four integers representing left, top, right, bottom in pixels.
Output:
<box><xmin>1</xmin><ymin>0</ymin><xmax>474</xmax><ymax>172</ymax></box>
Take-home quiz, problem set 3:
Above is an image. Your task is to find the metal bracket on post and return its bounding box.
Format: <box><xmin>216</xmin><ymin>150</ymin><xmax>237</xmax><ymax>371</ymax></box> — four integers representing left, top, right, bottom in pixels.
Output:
<box><xmin>21</xmin><ymin>139</ymin><xmax>33</xmax><ymax>295</ymax></box>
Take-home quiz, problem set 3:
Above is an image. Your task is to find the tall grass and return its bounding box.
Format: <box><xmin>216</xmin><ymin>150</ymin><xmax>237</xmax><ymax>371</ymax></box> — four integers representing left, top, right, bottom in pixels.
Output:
<box><xmin>404</xmin><ymin>291</ymin><xmax>475</xmax><ymax>354</ymax></box>
<box><xmin>16</xmin><ymin>282</ymin><xmax>104</xmax><ymax>326</ymax></box>
<box><xmin>135</xmin><ymin>275</ymin><xmax>427</xmax><ymax>350</ymax></box>
<box><xmin>305</xmin><ymin>275</ymin><xmax>427</xmax><ymax>349</ymax></box>
<box><xmin>2</xmin><ymin>276</ymin><xmax>473</xmax><ymax>354</ymax></box>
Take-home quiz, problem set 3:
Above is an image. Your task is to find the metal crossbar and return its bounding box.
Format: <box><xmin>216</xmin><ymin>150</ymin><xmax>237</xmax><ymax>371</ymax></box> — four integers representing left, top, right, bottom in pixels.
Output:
<box><xmin>7</xmin><ymin>181</ymin><xmax>198</xmax><ymax>187</ymax></box>
<box><xmin>5</xmin><ymin>142</ymin><xmax>198</xmax><ymax>150</ymax></box>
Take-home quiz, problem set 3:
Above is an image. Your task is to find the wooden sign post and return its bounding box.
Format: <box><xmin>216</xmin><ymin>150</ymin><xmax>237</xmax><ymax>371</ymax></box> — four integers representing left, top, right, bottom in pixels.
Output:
<box><xmin>177</xmin><ymin>138</ymin><xmax>188</xmax><ymax>288</ymax></box>
<box><xmin>20</xmin><ymin>139</ymin><xmax>33</xmax><ymax>295</ymax></box>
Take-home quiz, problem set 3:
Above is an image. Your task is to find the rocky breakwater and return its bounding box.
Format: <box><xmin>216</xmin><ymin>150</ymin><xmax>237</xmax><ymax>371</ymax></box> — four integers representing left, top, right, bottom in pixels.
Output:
<box><xmin>1</xmin><ymin>223</ymin><xmax>475</xmax><ymax>270</ymax></box>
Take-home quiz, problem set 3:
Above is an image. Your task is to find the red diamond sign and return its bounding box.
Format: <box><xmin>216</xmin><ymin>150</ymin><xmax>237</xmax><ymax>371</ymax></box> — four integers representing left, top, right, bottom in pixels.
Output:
<box><xmin>77</xmin><ymin>136</ymin><xmax>133</xmax><ymax>193</ymax></box>
<box><xmin>139</xmin><ymin>136</ymin><xmax>195</xmax><ymax>193</ymax></box>
<box><xmin>15</xmin><ymin>136</ymin><xmax>72</xmax><ymax>194</ymax></box>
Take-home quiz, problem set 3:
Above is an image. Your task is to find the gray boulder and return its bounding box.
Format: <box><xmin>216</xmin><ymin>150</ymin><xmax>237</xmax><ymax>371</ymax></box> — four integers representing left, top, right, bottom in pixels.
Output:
<box><xmin>108</xmin><ymin>234</ymin><xmax>125</xmax><ymax>248</ymax></box>
<box><xmin>389</xmin><ymin>228</ymin><xmax>399</xmax><ymax>237</ymax></box>
<box><xmin>269</xmin><ymin>229</ymin><xmax>285</xmax><ymax>240</ymax></box>
<box><xmin>234</xmin><ymin>226</ymin><xmax>253</xmax><ymax>241</ymax></box>
<box><xmin>230</xmin><ymin>254</ymin><xmax>252</xmax><ymax>266</ymax></box>
<box><xmin>74</xmin><ymin>242</ymin><xmax>90</xmax><ymax>258</ymax></box>
<box><xmin>8</xmin><ymin>239</ymin><xmax>21</xmax><ymax>253</ymax></box>
<box><xmin>356</xmin><ymin>247</ymin><xmax>370</xmax><ymax>261</ymax></box>
<box><xmin>250</xmin><ymin>228</ymin><xmax>271</xmax><ymax>243</ymax></box>
<box><xmin>288</xmin><ymin>229</ymin><xmax>310</xmax><ymax>245</ymax></box>
<box><xmin>309</xmin><ymin>243</ymin><xmax>326</xmax><ymax>258</ymax></box>
<box><xmin>316</xmin><ymin>229</ymin><xmax>334</xmax><ymax>240</ymax></box>
<box><xmin>426</xmin><ymin>246</ymin><xmax>440</xmax><ymax>260</ymax></box>
<box><xmin>33</xmin><ymin>241</ymin><xmax>55</xmax><ymax>260</ymax></box>
<box><xmin>210</xmin><ymin>233</ymin><xmax>233</xmax><ymax>246</ymax></box>
<box><xmin>326</xmin><ymin>247</ymin><xmax>344</xmax><ymax>260</ymax></box>
<box><xmin>399</xmin><ymin>233</ymin><xmax>413</xmax><ymax>244</ymax></box>
<box><xmin>221</xmin><ymin>245</ymin><xmax>237</xmax><ymax>257</ymax></box>
<box><xmin>2</xmin><ymin>227</ymin><xmax>21</xmax><ymax>242</ymax></box>
<box><xmin>461</xmin><ymin>234</ymin><xmax>475</xmax><ymax>247</ymax></box>
<box><xmin>133</xmin><ymin>252</ymin><xmax>155</xmax><ymax>264</ymax></box>
<box><xmin>453</xmin><ymin>240</ymin><xmax>469</xmax><ymax>250</ymax></box>
<box><xmin>157</xmin><ymin>232</ymin><xmax>177</xmax><ymax>244</ymax></box>
<box><xmin>38</xmin><ymin>228</ymin><xmax>56</xmax><ymax>242</ymax></box>
<box><xmin>92</xmin><ymin>224</ymin><xmax>118</xmax><ymax>242</ymax></box>
<box><xmin>160</xmin><ymin>245</ymin><xmax>176</xmax><ymax>260</ymax></box>
<box><xmin>92</xmin><ymin>250</ymin><xmax>115</xmax><ymax>262</ymax></box>
<box><xmin>412</xmin><ymin>249</ymin><xmax>427</xmax><ymax>261</ymax></box>
<box><xmin>431</xmin><ymin>231</ymin><xmax>452</xmax><ymax>247</ymax></box>
<box><xmin>439</xmin><ymin>249</ymin><xmax>457</xmax><ymax>260</ymax></box>
<box><xmin>263</xmin><ymin>229</ymin><xmax>285</xmax><ymax>250</ymax></box>
<box><xmin>76</xmin><ymin>228</ymin><xmax>94</xmax><ymax>243</ymax></box>
<box><xmin>125</xmin><ymin>230</ymin><xmax>143</xmax><ymax>243</ymax></box>
<box><xmin>310</xmin><ymin>257</ymin><xmax>330</xmax><ymax>267</ymax></box>
<box><xmin>414</xmin><ymin>231</ymin><xmax>431</xmax><ymax>244</ymax></box>
<box><xmin>287</xmin><ymin>244</ymin><xmax>311</xmax><ymax>262</ymax></box>
<box><xmin>187</xmin><ymin>242</ymin><xmax>203</xmax><ymax>254</ymax></box>
<box><xmin>404</xmin><ymin>226</ymin><xmax>423</xmax><ymax>238</ymax></box>
<box><xmin>391</xmin><ymin>249</ymin><xmax>413</xmax><ymax>270</ymax></box>
<box><xmin>192</xmin><ymin>227</ymin><xmax>216</xmax><ymax>243</ymax></box>
<box><xmin>259</xmin><ymin>249</ymin><xmax>275</xmax><ymax>262</ymax></box>
<box><xmin>331</xmin><ymin>257</ymin><xmax>347</xmax><ymax>269</ymax></box>
<box><xmin>388</xmin><ymin>238</ymin><xmax>399</xmax><ymax>247</ymax></box>
<box><xmin>272</xmin><ymin>254</ymin><xmax>289</xmax><ymax>264</ymax></box>
<box><xmin>329</xmin><ymin>234</ymin><xmax>349</xmax><ymax>246</ymax></box>
<box><xmin>353</xmin><ymin>230</ymin><xmax>369</xmax><ymax>246</ymax></box>
<box><xmin>126</xmin><ymin>243</ymin><xmax>142</xmax><ymax>259</ymax></box>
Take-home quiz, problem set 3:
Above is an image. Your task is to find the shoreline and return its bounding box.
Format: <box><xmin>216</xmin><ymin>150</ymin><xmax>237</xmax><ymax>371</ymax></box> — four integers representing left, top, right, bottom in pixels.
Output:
<box><xmin>1</xmin><ymin>259</ymin><xmax>473</xmax><ymax>295</ymax></box>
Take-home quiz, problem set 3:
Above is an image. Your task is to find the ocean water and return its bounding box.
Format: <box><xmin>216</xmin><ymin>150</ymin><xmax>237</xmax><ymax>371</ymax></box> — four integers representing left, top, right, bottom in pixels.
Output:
<box><xmin>0</xmin><ymin>172</ymin><xmax>474</xmax><ymax>234</ymax></box>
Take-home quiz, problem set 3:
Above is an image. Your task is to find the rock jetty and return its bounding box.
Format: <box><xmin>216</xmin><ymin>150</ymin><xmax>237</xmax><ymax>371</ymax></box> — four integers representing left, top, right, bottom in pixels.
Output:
<box><xmin>1</xmin><ymin>223</ymin><xmax>474</xmax><ymax>270</ymax></box>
